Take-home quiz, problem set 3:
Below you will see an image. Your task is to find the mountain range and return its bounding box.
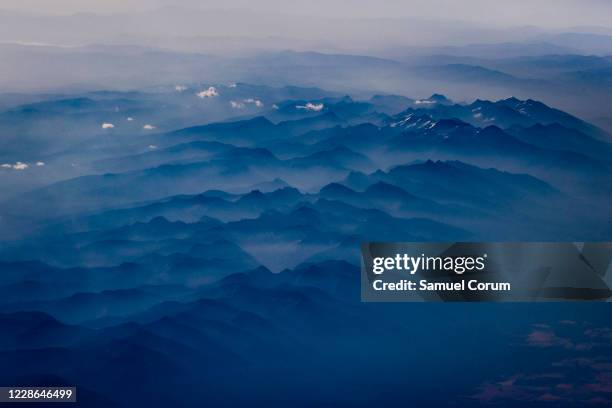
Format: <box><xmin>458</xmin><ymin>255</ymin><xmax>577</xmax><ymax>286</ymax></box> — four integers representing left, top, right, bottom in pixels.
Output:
<box><xmin>0</xmin><ymin>82</ymin><xmax>610</xmax><ymax>406</ymax></box>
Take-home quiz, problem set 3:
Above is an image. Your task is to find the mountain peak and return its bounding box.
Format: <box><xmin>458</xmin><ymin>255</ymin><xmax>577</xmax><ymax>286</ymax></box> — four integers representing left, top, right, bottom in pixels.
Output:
<box><xmin>501</xmin><ymin>96</ymin><xmax>521</xmax><ymax>105</ymax></box>
<box><xmin>428</xmin><ymin>94</ymin><xmax>452</xmax><ymax>104</ymax></box>
<box><xmin>240</xmin><ymin>190</ymin><xmax>266</xmax><ymax>200</ymax></box>
<box><xmin>320</xmin><ymin>182</ymin><xmax>356</xmax><ymax>196</ymax></box>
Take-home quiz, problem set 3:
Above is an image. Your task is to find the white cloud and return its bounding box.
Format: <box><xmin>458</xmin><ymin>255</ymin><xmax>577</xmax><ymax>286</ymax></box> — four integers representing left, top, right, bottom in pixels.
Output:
<box><xmin>232</xmin><ymin>98</ymin><xmax>264</xmax><ymax>109</ymax></box>
<box><xmin>36</xmin><ymin>161</ymin><xmax>45</xmax><ymax>166</ymax></box>
<box><xmin>415</xmin><ymin>99</ymin><xmax>436</xmax><ymax>105</ymax></box>
<box><xmin>1</xmin><ymin>161</ymin><xmax>30</xmax><ymax>170</ymax></box>
<box><xmin>143</xmin><ymin>124</ymin><xmax>156</xmax><ymax>130</ymax></box>
<box><xmin>296</xmin><ymin>102</ymin><xmax>324</xmax><ymax>112</ymax></box>
<box><xmin>126</xmin><ymin>117</ymin><xmax>134</xmax><ymax>121</ymax></box>
<box><xmin>12</xmin><ymin>161</ymin><xmax>29</xmax><ymax>170</ymax></box>
<box><xmin>148</xmin><ymin>145</ymin><xmax>158</xmax><ymax>149</ymax></box>
<box><xmin>102</xmin><ymin>123</ymin><xmax>115</xmax><ymax>129</ymax></box>
<box><xmin>228</xmin><ymin>83</ymin><xmax>237</xmax><ymax>88</ymax></box>
<box><xmin>244</xmin><ymin>98</ymin><xmax>264</xmax><ymax>107</ymax></box>
<box><xmin>197</xmin><ymin>87</ymin><xmax>219</xmax><ymax>98</ymax></box>
<box><xmin>175</xmin><ymin>85</ymin><xmax>188</xmax><ymax>92</ymax></box>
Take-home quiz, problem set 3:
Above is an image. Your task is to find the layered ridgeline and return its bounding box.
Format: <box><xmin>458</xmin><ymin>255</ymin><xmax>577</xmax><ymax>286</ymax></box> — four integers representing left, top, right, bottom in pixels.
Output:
<box><xmin>0</xmin><ymin>84</ymin><xmax>610</xmax><ymax>406</ymax></box>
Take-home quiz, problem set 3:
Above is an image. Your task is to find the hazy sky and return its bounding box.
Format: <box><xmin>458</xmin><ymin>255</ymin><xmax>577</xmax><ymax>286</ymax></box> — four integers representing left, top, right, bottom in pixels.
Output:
<box><xmin>2</xmin><ymin>0</ymin><xmax>612</xmax><ymax>58</ymax></box>
<box><xmin>2</xmin><ymin>0</ymin><xmax>612</xmax><ymax>29</ymax></box>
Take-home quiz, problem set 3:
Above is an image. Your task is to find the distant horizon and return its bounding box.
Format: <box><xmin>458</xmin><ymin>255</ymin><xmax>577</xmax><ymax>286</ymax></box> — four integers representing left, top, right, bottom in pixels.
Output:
<box><xmin>1</xmin><ymin>1</ymin><xmax>612</xmax><ymax>56</ymax></box>
<box><xmin>2</xmin><ymin>0</ymin><xmax>612</xmax><ymax>29</ymax></box>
